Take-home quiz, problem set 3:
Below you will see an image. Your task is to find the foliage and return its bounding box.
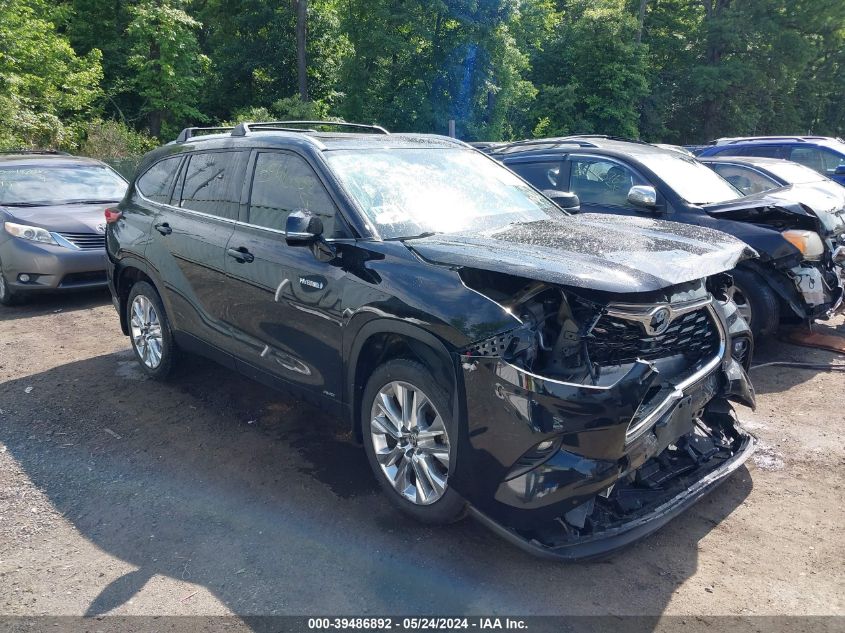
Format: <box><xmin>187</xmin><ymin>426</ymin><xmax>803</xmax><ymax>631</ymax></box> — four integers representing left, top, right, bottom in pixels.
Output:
<box><xmin>12</xmin><ymin>0</ymin><xmax>845</xmax><ymax>146</ymax></box>
<box><xmin>0</xmin><ymin>0</ymin><xmax>102</xmax><ymax>149</ymax></box>
<box><xmin>76</xmin><ymin>120</ymin><xmax>158</xmax><ymax>159</ymax></box>
<box><xmin>124</xmin><ymin>0</ymin><xmax>210</xmax><ymax>137</ymax></box>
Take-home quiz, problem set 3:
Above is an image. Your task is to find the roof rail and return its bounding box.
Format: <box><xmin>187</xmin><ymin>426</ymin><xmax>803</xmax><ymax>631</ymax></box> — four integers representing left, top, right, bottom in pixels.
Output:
<box><xmin>232</xmin><ymin>120</ymin><xmax>390</xmax><ymax>136</ymax></box>
<box><xmin>491</xmin><ymin>137</ymin><xmax>600</xmax><ymax>152</ymax></box>
<box><xmin>561</xmin><ymin>134</ymin><xmax>650</xmax><ymax>145</ymax></box>
<box><xmin>175</xmin><ymin>126</ymin><xmax>236</xmax><ymax>143</ymax></box>
<box><xmin>713</xmin><ymin>135</ymin><xmax>830</xmax><ymax>145</ymax></box>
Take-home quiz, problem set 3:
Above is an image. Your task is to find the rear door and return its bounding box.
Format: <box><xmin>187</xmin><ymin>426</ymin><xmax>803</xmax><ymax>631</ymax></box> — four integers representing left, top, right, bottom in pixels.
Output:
<box><xmin>147</xmin><ymin>149</ymin><xmax>249</xmax><ymax>354</ymax></box>
<box><xmin>223</xmin><ymin>149</ymin><xmax>348</xmax><ymax>401</ymax></box>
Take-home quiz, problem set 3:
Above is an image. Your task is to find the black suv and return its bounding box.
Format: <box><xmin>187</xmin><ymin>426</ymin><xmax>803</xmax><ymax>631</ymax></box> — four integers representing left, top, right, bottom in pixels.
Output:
<box><xmin>491</xmin><ymin>136</ymin><xmax>844</xmax><ymax>337</ymax></box>
<box><xmin>106</xmin><ymin>121</ymin><xmax>756</xmax><ymax>560</ymax></box>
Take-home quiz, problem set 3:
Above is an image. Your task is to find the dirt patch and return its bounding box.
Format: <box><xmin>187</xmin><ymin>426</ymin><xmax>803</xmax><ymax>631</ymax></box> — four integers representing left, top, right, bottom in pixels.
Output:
<box><xmin>0</xmin><ymin>291</ymin><xmax>843</xmax><ymax>618</ymax></box>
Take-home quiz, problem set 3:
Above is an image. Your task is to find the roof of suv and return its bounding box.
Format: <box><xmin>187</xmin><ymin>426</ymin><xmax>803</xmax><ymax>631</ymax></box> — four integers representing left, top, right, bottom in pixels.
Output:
<box><xmin>490</xmin><ymin>135</ymin><xmax>670</xmax><ymax>158</ymax></box>
<box><xmin>169</xmin><ymin>122</ymin><xmax>466</xmax><ymax>151</ymax></box>
<box><xmin>711</xmin><ymin>135</ymin><xmax>844</xmax><ymax>146</ymax></box>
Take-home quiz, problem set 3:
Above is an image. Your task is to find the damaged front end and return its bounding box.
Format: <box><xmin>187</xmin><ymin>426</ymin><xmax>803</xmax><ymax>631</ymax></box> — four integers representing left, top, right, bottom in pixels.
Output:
<box><xmin>454</xmin><ymin>270</ymin><xmax>756</xmax><ymax>560</ymax></box>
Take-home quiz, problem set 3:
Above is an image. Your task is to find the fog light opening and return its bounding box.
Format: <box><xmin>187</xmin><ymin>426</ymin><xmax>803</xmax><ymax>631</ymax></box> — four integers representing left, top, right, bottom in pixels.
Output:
<box><xmin>18</xmin><ymin>274</ymin><xmax>31</xmax><ymax>283</ymax></box>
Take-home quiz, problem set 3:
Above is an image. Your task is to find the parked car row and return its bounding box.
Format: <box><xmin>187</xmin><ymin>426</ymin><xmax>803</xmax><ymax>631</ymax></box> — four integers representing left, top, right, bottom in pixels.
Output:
<box><xmin>1</xmin><ymin>125</ymin><xmax>842</xmax><ymax>561</ymax></box>
<box><xmin>486</xmin><ymin>136</ymin><xmax>845</xmax><ymax>338</ymax></box>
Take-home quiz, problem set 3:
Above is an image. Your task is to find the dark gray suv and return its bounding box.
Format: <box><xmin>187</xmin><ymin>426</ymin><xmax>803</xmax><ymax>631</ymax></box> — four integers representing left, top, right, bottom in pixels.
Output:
<box><xmin>0</xmin><ymin>151</ymin><xmax>127</xmax><ymax>305</ymax></box>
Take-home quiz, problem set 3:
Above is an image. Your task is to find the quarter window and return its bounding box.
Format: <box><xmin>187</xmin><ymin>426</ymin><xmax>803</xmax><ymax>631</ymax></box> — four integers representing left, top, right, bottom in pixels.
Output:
<box><xmin>178</xmin><ymin>151</ymin><xmax>248</xmax><ymax>220</ymax></box>
<box><xmin>136</xmin><ymin>156</ymin><xmax>182</xmax><ymax>204</ymax></box>
<box><xmin>248</xmin><ymin>152</ymin><xmax>339</xmax><ymax>235</ymax></box>
<box><xmin>711</xmin><ymin>164</ymin><xmax>778</xmax><ymax>194</ymax></box>
<box><xmin>567</xmin><ymin>157</ymin><xmax>645</xmax><ymax>208</ymax></box>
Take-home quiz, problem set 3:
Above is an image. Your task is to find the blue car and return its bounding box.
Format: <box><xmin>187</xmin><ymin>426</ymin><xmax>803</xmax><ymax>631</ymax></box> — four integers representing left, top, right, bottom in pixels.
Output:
<box><xmin>695</xmin><ymin>136</ymin><xmax>845</xmax><ymax>186</ymax></box>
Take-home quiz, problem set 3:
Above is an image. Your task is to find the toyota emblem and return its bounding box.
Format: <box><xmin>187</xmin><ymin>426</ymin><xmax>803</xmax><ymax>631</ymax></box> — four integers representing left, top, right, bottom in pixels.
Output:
<box><xmin>648</xmin><ymin>307</ymin><xmax>672</xmax><ymax>335</ymax></box>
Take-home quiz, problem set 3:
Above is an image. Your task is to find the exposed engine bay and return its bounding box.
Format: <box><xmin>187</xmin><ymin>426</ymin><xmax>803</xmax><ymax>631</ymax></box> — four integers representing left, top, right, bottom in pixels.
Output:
<box><xmin>460</xmin><ymin>268</ymin><xmax>728</xmax><ymax>388</ymax></box>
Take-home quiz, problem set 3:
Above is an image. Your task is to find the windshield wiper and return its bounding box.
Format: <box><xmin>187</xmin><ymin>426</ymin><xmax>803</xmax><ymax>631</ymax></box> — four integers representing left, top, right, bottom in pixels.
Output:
<box><xmin>0</xmin><ymin>201</ymin><xmax>48</xmax><ymax>207</ymax></box>
<box><xmin>393</xmin><ymin>231</ymin><xmax>442</xmax><ymax>241</ymax></box>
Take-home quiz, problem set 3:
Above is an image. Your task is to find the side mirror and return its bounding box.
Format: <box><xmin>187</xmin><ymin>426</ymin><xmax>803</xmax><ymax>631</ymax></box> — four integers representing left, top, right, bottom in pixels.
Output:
<box><xmin>543</xmin><ymin>190</ymin><xmax>580</xmax><ymax>212</ymax></box>
<box><xmin>285</xmin><ymin>210</ymin><xmax>323</xmax><ymax>245</ymax></box>
<box><xmin>834</xmin><ymin>164</ymin><xmax>845</xmax><ymax>176</ymax></box>
<box><xmin>627</xmin><ymin>185</ymin><xmax>659</xmax><ymax>210</ymax></box>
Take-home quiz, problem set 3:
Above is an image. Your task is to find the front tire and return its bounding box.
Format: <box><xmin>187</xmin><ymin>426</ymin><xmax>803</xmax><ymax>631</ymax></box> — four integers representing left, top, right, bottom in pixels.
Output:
<box><xmin>728</xmin><ymin>267</ymin><xmax>780</xmax><ymax>338</ymax></box>
<box><xmin>361</xmin><ymin>359</ymin><xmax>466</xmax><ymax>524</ymax></box>
<box><xmin>126</xmin><ymin>281</ymin><xmax>177</xmax><ymax>379</ymax></box>
<box><xmin>0</xmin><ymin>262</ymin><xmax>19</xmax><ymax>306</ymax></box>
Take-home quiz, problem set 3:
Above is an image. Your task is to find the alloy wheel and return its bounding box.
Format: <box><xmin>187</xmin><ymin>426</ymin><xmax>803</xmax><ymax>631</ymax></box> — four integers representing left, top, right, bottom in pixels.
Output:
<box><xmin>130</xmin><ymin>294</ymin><xmax>163</xmax><ymax>369</ymax></box>
<box><xmin>369</xmin><ymin>381</ymin><xmax>451</xmax><ymax>506</ymax></box>
<box><xmin>727</xmin><ymin>284</ymin><xmax>753</xmax><ymax>325</ymax></box>
<box><xmin>0</xmin><ymin>270</ymin><xmax>6</xmax><ymax>301</ymax></box>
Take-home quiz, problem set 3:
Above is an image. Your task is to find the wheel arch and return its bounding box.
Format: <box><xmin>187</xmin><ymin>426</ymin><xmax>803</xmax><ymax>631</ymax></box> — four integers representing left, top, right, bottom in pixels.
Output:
<box><xmin>113</xmin><ymin>257</ymin><xmax>168</xmax><ymax>335</ymax></box>
<box><xmin>347</xmin><ymin>319</ymin><xmax>459</xmax><ymax>443</ymax></box>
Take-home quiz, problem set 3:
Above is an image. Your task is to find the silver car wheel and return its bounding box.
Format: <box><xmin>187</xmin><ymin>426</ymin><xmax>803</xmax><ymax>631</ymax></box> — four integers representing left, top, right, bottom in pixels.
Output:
<box><xmin>370</xmin><ymin>380</ymin><xmax>451</xmax><ymax>506</ymax></box>
<box><xmin>0</xmin><ymin>271</ymin><xmax>7</xmax><ymax>301</ymax></box>
<box><xmin>130</xmin><ymin>294</ymin><xmax>163</xmax><ymax>369</ymax></box>
<box><xmin>727</xmin><ymin>284</ymin><xmax>753</xmax><ymax>325</ymax></box>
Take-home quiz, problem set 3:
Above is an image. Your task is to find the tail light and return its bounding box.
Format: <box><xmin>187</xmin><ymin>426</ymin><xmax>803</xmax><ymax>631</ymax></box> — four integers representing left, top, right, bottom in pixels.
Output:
<box><xmin>104</xmin><ymin>208</ymin><xmax>123</xmax><ymax>224</ymax></box>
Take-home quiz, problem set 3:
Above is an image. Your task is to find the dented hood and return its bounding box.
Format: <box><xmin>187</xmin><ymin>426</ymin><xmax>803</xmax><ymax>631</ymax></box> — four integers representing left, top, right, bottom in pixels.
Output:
<box><xmin>406</xmin><ymin>214</ymin><xmax>755</xmax><ymax>294</ymax></box>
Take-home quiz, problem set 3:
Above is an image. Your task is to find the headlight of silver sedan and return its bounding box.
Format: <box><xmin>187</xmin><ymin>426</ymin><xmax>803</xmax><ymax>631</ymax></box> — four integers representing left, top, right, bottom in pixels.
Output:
<box><xmin>3</xmin><ymin>222</ymin><xmax>59</xmax><ymax>246</ymax></box>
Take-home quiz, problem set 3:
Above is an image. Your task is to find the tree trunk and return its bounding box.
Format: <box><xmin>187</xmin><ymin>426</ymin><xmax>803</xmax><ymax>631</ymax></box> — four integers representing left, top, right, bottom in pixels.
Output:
<box><xmin>636</xmin><ymin>0</ymin><xmax>648</xmax><ymax>44</ymax></box>
<box><xmin>149</xmin><ymin>111</ymin><xmax>163</xmax><ymax>138</ymax></box>
<box><xmin>295</xmin><ymin>0</ymin><xmax>308</xmax><ymax>102</ymax></box>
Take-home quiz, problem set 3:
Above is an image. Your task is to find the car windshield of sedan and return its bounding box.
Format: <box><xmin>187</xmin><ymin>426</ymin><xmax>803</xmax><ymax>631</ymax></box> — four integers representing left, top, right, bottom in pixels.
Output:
<box><xmin>637</xmin><ymin>153</ymin><xmax>742</xmax><ymax>205</ymax></box>
<box><xmin>325</xmin><ymin>148</ymin><xmax>561</xmax><ymax>239</ymax></box>
<box><xmin>0</xmin><ymin>165</ymin><xmax>127</xmax><ymax>206</ymax></box>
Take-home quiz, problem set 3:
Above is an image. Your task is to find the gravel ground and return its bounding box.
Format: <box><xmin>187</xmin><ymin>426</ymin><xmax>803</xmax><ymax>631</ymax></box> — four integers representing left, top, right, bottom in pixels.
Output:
<box><xmin>0</xmin><ymin>290</ymin><xmax>842</xmax><ymax>619</ymax></box>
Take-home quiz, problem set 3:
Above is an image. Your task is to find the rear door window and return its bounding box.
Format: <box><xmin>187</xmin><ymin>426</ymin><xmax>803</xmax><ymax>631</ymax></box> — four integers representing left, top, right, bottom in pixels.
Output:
<box><xmin>247</xmin><ymin>151</ymin><xmax>342</xmax><ymax>236</ymax></box>
<box><xmin>788</xmin><ymin>146</ymin><xmax>845</xmax><ymax>176</ymax></box>
<box><xmin>566</xmin><ymin>156</ymin><xmax>646</xmax><ymax>208</ymax></box>
<box><xmin>136</xmin><ymin>156</ymin><xmax>183</xmax><ymax>204</ymax></box>
<box><xmin>178</xmin><ymin>151</ymin><xmax>248</xmax><ymax>220</ymax></box>
<box><xmin>737</xmin><ymin>145</ymin><xmax>784</xmax><ymax>159</ymax></box>
<box><xmin>505</xmin><ymin>160</ymin><xmax>564</xmax><ymax>191</ymax></box>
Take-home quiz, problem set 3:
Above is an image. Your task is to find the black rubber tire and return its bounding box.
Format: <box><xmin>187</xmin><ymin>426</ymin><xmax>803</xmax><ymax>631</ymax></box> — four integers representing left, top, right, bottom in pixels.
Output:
<box><xmin>361</xmin><ymin>358</ymin><xmax>467</xmax><ymax>525</ymax></box>
<box><xmin>0</xmin><ymin>261</ymin><xmax>19</xmax><ymax>306</ymax></box>
<box><xmin>126</xmin><ymin>281</ymin><xmax>178</xmax><ymax>379</ymax></box>
<box><xmin>730</xmin><ymin>267</ymin><xmax>780</xmax><ymax>338</ymax></box>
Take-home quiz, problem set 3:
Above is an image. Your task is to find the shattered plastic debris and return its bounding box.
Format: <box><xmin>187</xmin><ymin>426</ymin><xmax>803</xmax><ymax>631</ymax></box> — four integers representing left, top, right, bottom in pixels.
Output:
<box><xmin>24</xmin><ymin>386</ymin><xmax>33</xmax><ymax>393</ymax></box>
<box><xmin>752</xmin><ymin>443</ymin><xmax>785</xmax><ymax>471</ymax></box>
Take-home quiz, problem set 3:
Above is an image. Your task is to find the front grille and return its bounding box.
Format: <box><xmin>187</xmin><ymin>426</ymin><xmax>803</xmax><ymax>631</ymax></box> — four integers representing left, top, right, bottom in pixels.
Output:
<box><xmin>59</xmin><ymin>270</ymin><xmax>107</xmax><ymax>287</ymax></box>
<box><xmin>57</xmin><ymin>232</ymin><xmax>105</xmax><ymax>250</ymax></box>
<box><xmin>587</xmin><ymin>307</ymin><xmax>719</xmax><ymax>366</ymax></box>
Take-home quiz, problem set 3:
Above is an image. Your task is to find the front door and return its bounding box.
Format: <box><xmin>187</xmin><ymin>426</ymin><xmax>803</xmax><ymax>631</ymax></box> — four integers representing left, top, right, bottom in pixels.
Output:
<box><xmin>564</xmin><ymin>154</ymin><xmax>651</xmax><ymax>218</ymax></box>
<box><xmin>223</xmin><ymin>150</ymin><xmax>348</xmax><ymax>401</ymax></box>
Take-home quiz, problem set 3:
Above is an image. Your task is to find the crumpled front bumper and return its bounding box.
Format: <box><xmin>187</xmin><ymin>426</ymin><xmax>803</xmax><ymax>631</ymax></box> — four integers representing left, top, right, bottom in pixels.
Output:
<box><xmin>451</xmin><ymin>301</ymin><xmax>756</xmax><ymax>559</ymax></box>
<box><xmin>469</xmin><ymin>418</ymin><xmax>755</xmax><ymax>561</ymax></box>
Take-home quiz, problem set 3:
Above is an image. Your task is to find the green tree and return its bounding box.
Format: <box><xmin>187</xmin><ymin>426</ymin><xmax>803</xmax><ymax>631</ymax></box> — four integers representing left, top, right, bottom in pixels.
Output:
<box><xmin>529</xmin><ymin>0</ymin><xmax>649</xmax><ymax>138</ymax></box>
<box><xmin>125</xmin><ymin>0</ymin><xmax>210</xmax><ymax>137</ymax></box>
<box><xmin>0</xmin><ymin>0</ymin><xmax>102</xmax><ymax>148</ymax></box>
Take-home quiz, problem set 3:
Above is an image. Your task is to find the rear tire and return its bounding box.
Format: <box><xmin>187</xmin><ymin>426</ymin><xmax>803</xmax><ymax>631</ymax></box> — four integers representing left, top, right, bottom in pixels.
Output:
<box><xmin>126</xmin><ymin>281</ymin><xmax>177</xmax><ymax>379</ymax></box>
<box><xmin>729</xmin><ymin>267</ymin><xmax>780</xmax><ymax>338</ymax></box>
<box><xmin>361</xmin><ymin>358</ymin><xmax>466</xmax><ymax>525</ymax></box>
